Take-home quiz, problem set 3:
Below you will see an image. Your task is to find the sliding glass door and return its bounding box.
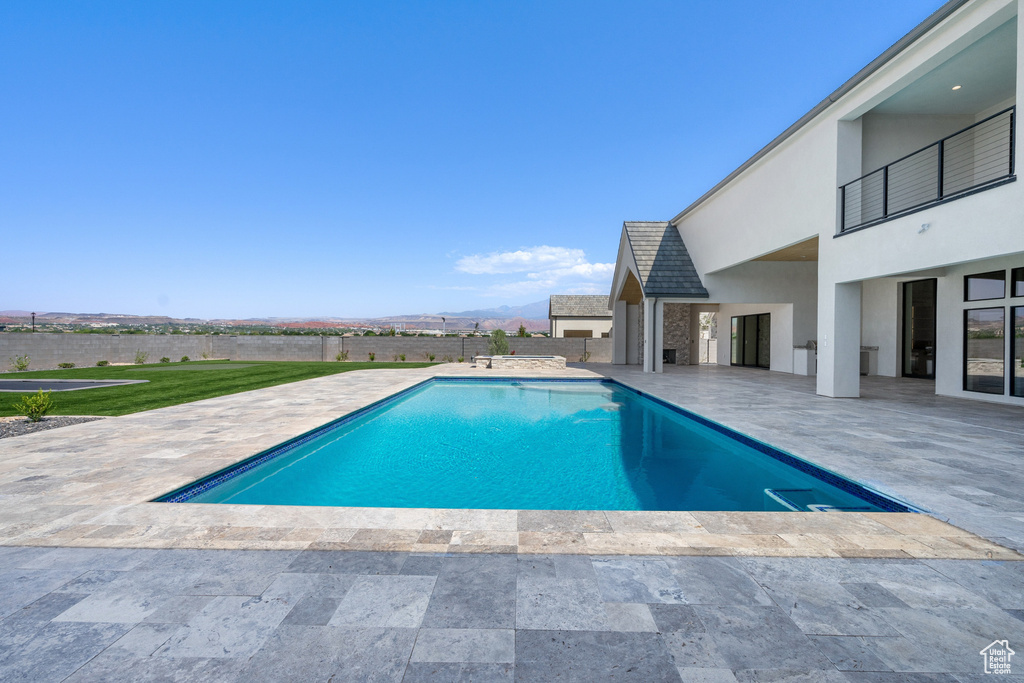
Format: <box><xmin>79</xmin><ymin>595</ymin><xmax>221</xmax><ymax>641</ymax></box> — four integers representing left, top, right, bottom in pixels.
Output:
<box><xmin>730</xmin><ymin>314</ymin><xmax>770</xmax><ymax>369</ymax></box>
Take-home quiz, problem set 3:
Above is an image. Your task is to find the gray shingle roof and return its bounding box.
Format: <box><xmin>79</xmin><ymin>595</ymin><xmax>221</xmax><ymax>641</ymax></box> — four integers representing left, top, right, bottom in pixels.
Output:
<box><xmin>624</xmin><ymin>222</ymin><xmax>708</xmax><ymax>298</ymax></box>
<box><xmin>549</xmin><ymin>295</ymin><xmax>612</xmax><ymax>318</ymax></box>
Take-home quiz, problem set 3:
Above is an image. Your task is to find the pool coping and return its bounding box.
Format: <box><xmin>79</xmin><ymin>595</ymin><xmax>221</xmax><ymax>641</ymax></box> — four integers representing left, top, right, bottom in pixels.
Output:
<box><xmin>0</xmin><ymin>364</ymin><xmax>1020</xmax><ymax>560</ymax></box>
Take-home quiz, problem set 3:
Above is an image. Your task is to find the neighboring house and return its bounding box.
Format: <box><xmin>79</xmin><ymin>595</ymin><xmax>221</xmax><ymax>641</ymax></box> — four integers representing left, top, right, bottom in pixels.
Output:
<box><xmin>609</xmin><ymin>0</ymin><xmax>1024</xmax><ymax>405</ymax></box>
<box><xmin>548</xmin><ymin>295</ymin><xmax>613</xmax><ymax>338</ymax></box>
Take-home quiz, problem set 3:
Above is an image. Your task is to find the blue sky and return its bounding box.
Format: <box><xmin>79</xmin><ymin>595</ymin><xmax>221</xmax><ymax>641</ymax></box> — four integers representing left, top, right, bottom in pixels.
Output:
<box><xmin>2</xmin><ymin>0</ymin><xmax>944</xmax><ymax>319</ymax></box>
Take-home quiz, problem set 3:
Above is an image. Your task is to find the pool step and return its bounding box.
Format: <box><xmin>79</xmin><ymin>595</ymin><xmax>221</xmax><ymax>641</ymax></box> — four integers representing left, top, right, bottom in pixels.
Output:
<box><xmin>764</xmin><ymin>488</ymin><xmax>874</xmax><ymax>512</ymax></box>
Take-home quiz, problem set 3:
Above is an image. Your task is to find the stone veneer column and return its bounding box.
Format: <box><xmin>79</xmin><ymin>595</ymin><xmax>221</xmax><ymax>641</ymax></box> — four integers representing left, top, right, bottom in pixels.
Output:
<box><xmin>662</xmin><ymin>304</ymin><xmax>691</xmax><ymax>365</ymax></box>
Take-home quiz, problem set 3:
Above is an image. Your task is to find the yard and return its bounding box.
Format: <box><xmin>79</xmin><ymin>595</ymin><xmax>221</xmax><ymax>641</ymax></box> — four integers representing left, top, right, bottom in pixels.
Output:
<box><xmin>0</xmin><ymin>360</ymin><xmax>433</xmax><ymax>417</ymax></box>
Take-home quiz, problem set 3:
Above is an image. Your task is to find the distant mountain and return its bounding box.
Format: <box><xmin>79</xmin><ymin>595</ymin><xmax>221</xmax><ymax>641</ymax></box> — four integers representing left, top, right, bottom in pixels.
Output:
<box><xmin>0</xmin><ymin>300</ymin><xmax>553</xmax><ymax>333</ymax></box>
<box><xmin>438</xmin><ymin>300</ymin><xmax>548</xmax><ymax>319</ymax></box>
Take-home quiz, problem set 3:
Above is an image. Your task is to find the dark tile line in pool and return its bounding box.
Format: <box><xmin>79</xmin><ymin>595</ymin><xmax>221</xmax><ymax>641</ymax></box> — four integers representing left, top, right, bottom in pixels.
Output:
<box><xmin>157</xmin><ymin>376</ymin><xmax>917</xmax><ymax>513</ymax></box>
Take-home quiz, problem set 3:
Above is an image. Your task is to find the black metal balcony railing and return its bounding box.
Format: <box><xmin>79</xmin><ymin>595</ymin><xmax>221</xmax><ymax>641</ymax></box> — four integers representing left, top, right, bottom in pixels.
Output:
<box><xmin>840</xmin><ymin>106</ymin><xmax>1015</xmax><ymax>233</ymax></box>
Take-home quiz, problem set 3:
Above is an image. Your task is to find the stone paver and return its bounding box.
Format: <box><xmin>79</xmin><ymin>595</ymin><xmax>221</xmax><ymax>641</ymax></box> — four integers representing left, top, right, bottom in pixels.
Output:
<box><xmin>0</xmin><ymin>364</ymin><xmax>1022</xmax><ymax>677</ymax></box>
<box><xmin>0</xmin><ymin>547</ymin><xmax>1020</xmax><ymax>680</ymax></box>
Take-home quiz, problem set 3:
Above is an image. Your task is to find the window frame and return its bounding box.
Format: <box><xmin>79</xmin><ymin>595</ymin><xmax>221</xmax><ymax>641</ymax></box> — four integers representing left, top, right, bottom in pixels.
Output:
<box><xmin>1012</xmin><ymin>267</ymin><xmax>1024</xmax><ymax>298</ymax></box>
<box><xmin>964</xmin><ymin>270</ymin><xmax>1007</xmax><ymax>302</ymax></box>
<box><xmin>1012</xmin><ymin>305</ymin><xmax>1024</xmax><ymax>398</ymax></box>
<box><xmin>963</xmin><ymin>306</ymin><xmax>1007</xmax><ymax>395</ymax></box>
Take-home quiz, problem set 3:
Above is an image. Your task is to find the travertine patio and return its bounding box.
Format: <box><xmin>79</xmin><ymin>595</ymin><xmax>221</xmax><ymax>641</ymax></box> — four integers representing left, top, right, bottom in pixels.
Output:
<box><xmin>0</xmin><ymin>364</ymin><xmax>1021</xmax><ymax>559</ymax></box>
<box><xmin>2</xmin><ymin>364</ymin><xmax>1023</xmax><ymax>681</ymax></box>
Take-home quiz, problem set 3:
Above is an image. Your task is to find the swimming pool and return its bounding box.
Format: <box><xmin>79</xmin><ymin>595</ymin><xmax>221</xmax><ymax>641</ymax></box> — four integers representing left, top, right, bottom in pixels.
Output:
<box><xmin>157</xmin><ymin>378</ymin><xmax>914</xmax><ymax>512</ymax></box>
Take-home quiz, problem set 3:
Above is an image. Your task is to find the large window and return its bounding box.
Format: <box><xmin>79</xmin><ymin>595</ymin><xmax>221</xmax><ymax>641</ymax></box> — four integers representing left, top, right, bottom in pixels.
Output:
<box><xmin>903</xmin><ymin>279</ymin><xmax>936</xmax><ymax>379</ymax></box>
<box><xmin>965</xmin><ymin>271</ymin><xmax>1006</xmax><ymax>301</ymax></box>
<box><xmin>1013</xmin><ymin>306</ymin><xmax>1024</xmax><ymax>398</ymax></box>
<box><xmin>964</xmin><ymin>307</ymin><xmax>1005</xmax><ymax>394</ymax></box>
<box><xmin>730</xmin><ymin>314</ymin><xmax>770</xmax><ymax>369</ymax></box>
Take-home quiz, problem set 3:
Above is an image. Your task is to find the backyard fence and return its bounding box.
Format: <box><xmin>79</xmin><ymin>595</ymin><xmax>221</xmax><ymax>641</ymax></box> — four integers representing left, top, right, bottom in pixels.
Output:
<box><xmin>0</xmin><ymin>333</ymin><xmax>612</xmax><ymax>371</ymax></box>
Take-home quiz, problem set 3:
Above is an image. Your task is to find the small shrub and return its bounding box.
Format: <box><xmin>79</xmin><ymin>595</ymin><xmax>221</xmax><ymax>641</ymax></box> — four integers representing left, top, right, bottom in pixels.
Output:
<box><xmin>180</xmin><ymin>356</ymin><xmax>190</xmax><ymax>363</ymax></box>
<box><xmin>391</xmin><ymin>353</ymin><xmax>399</xmax><ymax>362</ymax></box>
<box><xmin>13</xmin><ymin>389</ymin><xmax>54</xmax><ymax>423</ymax></box>
<box><xmin>201</xmin><ymin>351</ymin><xmax>210</xmax><ymax>360</ymax></box>
<box><xmin>58</xmin><ymin>362</ymin><xmax>76</xmax><ymax>369</ymax></box>
<box><xmin>336</xmin><ymin>350</ymin><xmax>349</xmax><ymax>362</ymax></box>
<box><xmin>96</xmin><ymin>360</ymin><xmax>110</xmax><ymax>367</ymax></box>
<box><xmin>8</xmin><ymin>355</ymin><xmax>30</xmax><ymax>372</ymax></box>
<box><xmin>488</xmin><ymin>329</ymin><xmax>509</xmax><ymax>355</ymax></box>
<box><xmin>580</xmin><ymin>351</ymin><xmax>592</xmax><ymax>363</ymax></box>
<box><xmin>441</xmin><ymin>354</ymin><xmax>454</xmax><ymax>363</ymax></box>
<box><xmin>134</xmin><ymin>350</ymin><xmax>148</xmax><ymax>365</ymax></box>
<box><xmin>457</xmin><ymin>356</ymin><xmax>464</xmax><ymax>363</ymax></box>
<box><xmin>428</xmin><ymin>353</ymin><xmax>435</xmax><ymax>362</ymax></box>
<box><xmin>368</xmin><ymin>352</ymin><xmax>375</xmax><ymax>361</ymax></box>
<box><xmin>160</xmin><ymin>357</ymin><xmax>171</xmax><ymax>363</ymax></box>
<box><xmin>399</xmin><ymin>354</ymin><xmax>406</xmax><ymax>362</ymax></box>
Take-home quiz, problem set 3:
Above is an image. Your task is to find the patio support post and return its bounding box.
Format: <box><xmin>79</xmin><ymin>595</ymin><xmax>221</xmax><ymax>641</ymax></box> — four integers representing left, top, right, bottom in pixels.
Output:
<box><xmin>654</xmin><ymin>299</ymin><xmax>665</xmax><ymax>373</ymax></box>
<box><xmin>643</xmin><ymin>297</ymin><xmax>655</xmax><ymax>373</ymax></box>
<box><xmin>817</xmin><ymin>281</ymin><xmax>862</xmax><ymax>398</ymax></box>
<box><xmin>612</xmin><ymin>300</ymin><xmax>627</xmax><ymax>364</ymax></box>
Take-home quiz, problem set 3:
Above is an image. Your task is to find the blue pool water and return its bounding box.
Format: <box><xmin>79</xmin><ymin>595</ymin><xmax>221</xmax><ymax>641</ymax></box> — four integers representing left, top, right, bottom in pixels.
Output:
<box><xmin>160</xmin><ymin>379</ymin><xmax>911</xmax><ymax>512</ymax></box>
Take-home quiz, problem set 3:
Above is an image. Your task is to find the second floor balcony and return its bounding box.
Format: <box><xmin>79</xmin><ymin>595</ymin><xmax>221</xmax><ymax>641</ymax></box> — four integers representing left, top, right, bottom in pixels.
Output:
<box><xmin>839</xmin><ymin>106</ymin><xmax>1016</xmax><ymax>234</ymax></box>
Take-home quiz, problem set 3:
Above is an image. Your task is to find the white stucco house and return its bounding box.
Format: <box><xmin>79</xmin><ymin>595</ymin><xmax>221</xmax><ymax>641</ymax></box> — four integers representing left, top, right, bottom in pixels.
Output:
<box><xmin>548</xmin><ymin>295</ymin><xmax>613</xmax><ymax>338</ymax></box>
<box><xmin>609</xmin><ymin>0</ymin><xmax>1024</xmax><ymax>405</ymax></box>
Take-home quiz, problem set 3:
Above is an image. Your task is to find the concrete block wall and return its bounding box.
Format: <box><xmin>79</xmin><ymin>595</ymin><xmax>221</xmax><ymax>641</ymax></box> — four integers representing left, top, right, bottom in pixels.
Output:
<box><xmin>0</xmin><ymin>334</ymin><xmax>612</xmax><ymax>371</ymax></box>
<box><xmin>0</xmin><ymin>333</ymin><xmax>213</xmax><ymax>370</ymax></box>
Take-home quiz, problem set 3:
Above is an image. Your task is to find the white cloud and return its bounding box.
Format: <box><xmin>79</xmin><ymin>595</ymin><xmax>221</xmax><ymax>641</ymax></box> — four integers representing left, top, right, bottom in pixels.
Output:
<box><xmin>455</xmin><ymin>246</ymin><xmax>593</xmax><ymax>275</ymax></box>
<box><xmin>454</xmin><ymin>246</ymin><xmax>614</xmax><ymax>298</ymax></box>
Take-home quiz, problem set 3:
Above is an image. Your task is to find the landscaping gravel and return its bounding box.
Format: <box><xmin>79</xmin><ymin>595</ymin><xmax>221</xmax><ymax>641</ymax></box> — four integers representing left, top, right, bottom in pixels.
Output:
<box><xmin>0</xmin><ymin>415</ymin><xmax>103</xmax><ymax>439</ymax></box>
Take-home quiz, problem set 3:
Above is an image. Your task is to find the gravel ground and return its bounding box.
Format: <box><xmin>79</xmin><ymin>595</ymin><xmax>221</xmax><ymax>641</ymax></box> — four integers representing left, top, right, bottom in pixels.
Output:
<box><xmin>0</xmin><ymin>415</ymin><xmax>103</xmax><ymax>439</ymax></box>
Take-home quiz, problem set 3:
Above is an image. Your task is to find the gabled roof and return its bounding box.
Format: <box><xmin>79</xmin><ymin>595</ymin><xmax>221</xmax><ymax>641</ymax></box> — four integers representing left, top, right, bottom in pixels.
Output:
<box><xmin>549</xmin><ymin>295</ymin><xmax>612</xmax><ymax>318</ymax></box>
<box><xmin>624</xmin><ymin>222</ymin><xmax>708</xmax><ymax>298</ymax></box>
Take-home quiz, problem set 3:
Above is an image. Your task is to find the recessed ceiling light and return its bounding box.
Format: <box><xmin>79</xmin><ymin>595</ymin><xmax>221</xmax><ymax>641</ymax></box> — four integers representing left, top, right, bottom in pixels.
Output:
<box><xmin>952</xmin><ymin>85</ymin><xmax>962</xmax><ymax>90</ymax></box>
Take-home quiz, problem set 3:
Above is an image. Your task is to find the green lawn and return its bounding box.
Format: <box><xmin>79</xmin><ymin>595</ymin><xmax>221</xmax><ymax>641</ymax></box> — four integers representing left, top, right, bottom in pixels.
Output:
<box><xmin>0</xmin><ymin>361</ymin><xmax>433</xmax><ymax>417</ymax></box>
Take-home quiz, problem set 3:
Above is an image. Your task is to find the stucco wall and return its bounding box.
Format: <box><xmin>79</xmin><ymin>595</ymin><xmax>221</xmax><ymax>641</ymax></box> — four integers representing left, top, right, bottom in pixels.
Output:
<box><xmin>674</xmin><ymin>120</ymin><xmax>833</xmax><ymax>274</ymax></box>
<box><xmin>861</xmin><ymin>277</ymin><xmax>903</xmax><ymax>378</ymax></box>
<box><xmin>860</xmin><ymin>112</ymin><xmax>975</xmax><ymax>173</ymax></box>
<box><xmin>703</xmin><ymin>261</ymin><xmax>818</xmax><ymax>346</ymax></box>
<box><xmin>716</xmin><ymin>303</ymin><xmax>795</xmax><ymax>373</ymax></box>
